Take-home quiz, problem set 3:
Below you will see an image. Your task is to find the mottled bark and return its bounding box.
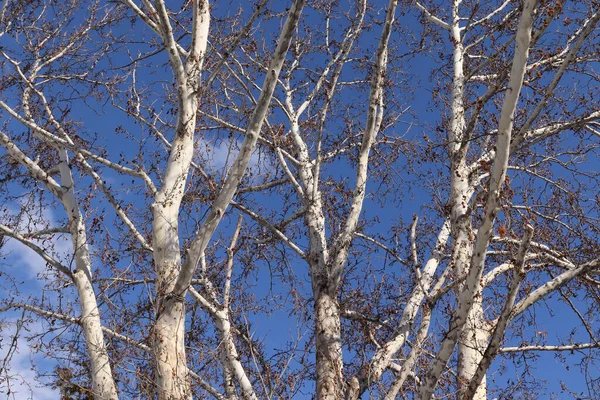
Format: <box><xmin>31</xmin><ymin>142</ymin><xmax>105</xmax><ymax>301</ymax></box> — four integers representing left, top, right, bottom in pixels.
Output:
<box><xmin>61</xmin><ymin>146</ymin><xmax>119</xmax><ymax>400</ymax></box>
<box><xmin>418</xmin><ymin>1</ymin><xmax>537</xmax><ymax>397</ymax></box>
<box><xmin>150</xmin><ymin>0</ymin><xmax>210</xmax><ymax>395</ymax></box>
<box><xmin>457</xmin><ymin>298</ymin><xmax>489</xmax><ymax>400</ymax></box>
<box><xmin>315</xmin><ymin>290</ymin><xmax>344</xmax><ymax>400</ymax></box>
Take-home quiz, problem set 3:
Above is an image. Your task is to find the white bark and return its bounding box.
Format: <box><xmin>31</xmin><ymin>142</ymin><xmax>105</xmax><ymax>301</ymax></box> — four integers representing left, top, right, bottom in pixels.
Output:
<box><xmin>2</xmin><ymin>1</ymin><xmax>598</xmax><ymax>398</ymax></box>
<box><xmin>465</xmin><ymin>225</ymin><xmax>534</xmax><ymax>398</ymax></box>
<box><xmin>314</xmin><ymin>292</ymin><xmax>343</xmax><ymax>399</ymax></box>
<box><xmin>415</xmin><ymin>2</ymin><xmax>451</xmax><ymax>30</ymax></box>
<box><xmin>149</xmin><ymin>0</ymin><xmax>210</xmax><ymax>397</ymax></box>
<box><xmin>59</xmin><ymin>147</ymin><xmax>119</xmax><ymax>400</ymax></box>
<box><xmin>298</xmin><ymin>2</ymin><xmax>398</xmax><ymax>397</ymax></box>
<box><xmin>0</xmin><ymin>224</ymin><xmax>72</xmax><ymax>277</ymax></box>
<box><xmin>469</xmin><ymin>10</ymin><xmax>600</xmax><ymax>176</ymax></box>
<box><xmin>284</xmin><ymin>112</ymin><xmax>336</xmax><ymax>399</ymax></box>
<box><xmin>512</xmin><ymin>257</ymin><xmax>600</xmax><ymax>318</ymax></box>
<box><xmin>215</xmin><ymin>311</ymin><xmax>257</xmax><ymax>400</ymax></box>
<box><xmin>458</xmin><ymin>298</ymin><xmax>489</xmax><ymax>400</ymax></box>
<box><xmin>279</xmin><ymin>5</ymin><xmax>369</xmax><ymax>395</ymax></box>
<box><xmin>0</xmin><ymin>130</ymin><xmax>63</xmax><ymax>198</ymax></box>
<box><xmin>148</xmin><ymin>1</ymin><xmax>305</xmax><ymax>397</ymax></box>
<box><xmin>517</xmin><ymin>10</ymin><xmax>600</xmax><ymax>136</ymax></box>
<box><xmin>330</xmin><ymin>0</ymin><xmax>398</xmax><ymax>287</ymax></box>
<box><xmin>173</xmin><ymin>0</ymin><xmax>306</xmax><ymax>297</ymax></box>
<box><xmin>352</xmin><ymin>220</ymin><xmax>450</xmax><ymax>395</ymax></box>
<box><xmin>189</xmin><ymin>218</ymin><xmax>255</xmax><ymax>399</ymax></box>
<box><xmin>465</xmin><ymin>0</ymin><xmax>511</xmax><ymax>31</ymax></box>
<box><xmin>500</xmin><ymin>343</ymin><xmax>600</xmax><ymax>353</ymax></box>
<box><xmin>0</xmin><ymin>128</ymin><xmax>119</xmax><ymax>399</ymax></box>
<box><xmin>418</xmin><ymin>1</ymin><xmax>537</xmax><ymax>398</ymax></box>
<box><xmin>446</xmin><ymin>1</ymin><xmax>487</xmax><ymax>395</ymax></box>
<box><xmin>0</xmin><ymin>98</ymin><xmax>155</xmax><ymax>192</ymax></box>
<box><xmin>383</xmin><ymin>305</ymin><xmax>432</xmax><ymax>400</ymax></box>
<box><xmin>72</xmin><ymin>270</ymin><xmax>119</xmax><ymax>400</ymax></box>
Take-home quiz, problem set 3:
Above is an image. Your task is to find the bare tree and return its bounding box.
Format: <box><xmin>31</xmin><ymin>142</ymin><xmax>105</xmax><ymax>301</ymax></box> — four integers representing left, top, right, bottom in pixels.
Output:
<box><xmin>1</xmin><ymin>0</ymin><xmax>600</xmax><ymax>399</ymax></box>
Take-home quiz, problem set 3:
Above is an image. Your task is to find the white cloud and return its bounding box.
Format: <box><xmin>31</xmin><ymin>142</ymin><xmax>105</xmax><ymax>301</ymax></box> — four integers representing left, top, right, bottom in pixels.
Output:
<box><xmin>2</xmin><ymin>235</ymin><xmax>72</xmax><ymax>279</ymax></box>
<box><xmin>198</xmin><ymin>137</ymin><xmax>274</xmax><ymax>179</ymax></box>
<box><xmin>0</xmin><ymin>320</ymin><xmax>60</xmax><ymax>400</ymax></box>
<box><xmin>2</xmin><ymin>201</ymin><xmax>73</xmax><ymax>279</ymax></box>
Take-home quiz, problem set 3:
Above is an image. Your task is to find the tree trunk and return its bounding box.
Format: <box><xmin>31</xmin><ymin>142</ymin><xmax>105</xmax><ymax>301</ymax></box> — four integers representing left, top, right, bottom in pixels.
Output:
<box><xmin>458</xmin><ymin>295</ymin><xmax>489</xmax><ymax>400</ymax></box>
<box><xmin>152</xmin><ymin>199</ymin><xmax>192</xmax><ymax>399</ymax></box>
<box><xmin>60</xmin><ymin>147</ymin><xmax>119</xmax><ymax>400</ymax></box>
<box><xmin>151</xmin><ymin>101</ymin><xmax>196</xmax><ymax>399</ymax></box>
<box><xmin>73</xmin><ymin>270</ymin><xmax>119</xmax><ymax>400</ymax></box>
<box><xmin>315</xmin><ymin>289</ymin><xmax>344</xmax><ymax>400</ymax></box>
<box><xmin>154</xmin><ymin>297</ymin><xmax>190</xmax><ymax>400</ymax></box>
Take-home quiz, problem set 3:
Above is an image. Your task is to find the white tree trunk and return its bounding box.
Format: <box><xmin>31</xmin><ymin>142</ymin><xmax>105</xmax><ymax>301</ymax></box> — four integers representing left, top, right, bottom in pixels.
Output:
<box><xmin>72</xmin><ymin>271</ymin><xmax>120</xmax><ymax>400</ymax></box>
<box><xmin>151</xmin><ymin>100</ymin><xmax>198</xmax><ymax>400</ymax></box>
<box><xmin>446</xmin><ymin>1</ymin><xmax>489</xmax><ymax>394</ymax></box>
<box><xmin>149</xmin><ymin>0</ymin><xmax>210</xmax><ymax>396</ymax></box>
<box><xmin>0</xmin><ymin>91</ymin><xmax>120</xmax><ymax>399</ymax></box>
<box><xmin>458</xmin><ymin>297</ymin><xmax>489</xmax><ymax>400</ymax></box>
<box><xmin>149</xmin><ymin>0</ymin><xmax>306</xmax><ymax>396</ymax></box>
<box><xmin>153</xmin><ymin>299</ymin><xmax>190</xmax><ymax>400</ymax></box>
<box><xmin>315</xmin><ymin>290</ymin><xmax>344</xmax><ymax>400</ymax></box>
<box><xmin>215</xmin><ymin>311</ymin><xmax>257</xmax><ymax>400</ymax></box>
<box><xmin>60</xmin><ymin>147</ymin><xmax>119</xmax><ymax>400</ymax></box>
<box><xmin>418</xmin><ymin>1</ymin><xmax>537</xmax><ymax>398</ymax></box>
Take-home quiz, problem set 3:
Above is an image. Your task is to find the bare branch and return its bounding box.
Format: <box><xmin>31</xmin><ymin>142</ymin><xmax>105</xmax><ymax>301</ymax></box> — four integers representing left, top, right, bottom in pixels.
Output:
<box><xmin>231</xmin><ymin>201</ymin><xmax>306</xmax><ymax>259</ymax></box>
<box><xmin>0</xmin><ymin>224</ymin><xmax>72</xmax><ymax>277</ymax></box>
<box><xmin>415</xmin><ymin>2</ymin><xmax>451</xmax><ymax>30</ymax></box>
<box><xmin>499</xmin><ymin>343</ymin><xmax>600</xmax><ymax>353</ymax></box>
<box><xmin>466</xmin><ymin>225</ymin><xmax>534</xmax><ymax>398</ymax></box>
<box><xmin>174</xmin><ymin>0</ymin><xmax>307</xmax><ymax>296</ymax></box>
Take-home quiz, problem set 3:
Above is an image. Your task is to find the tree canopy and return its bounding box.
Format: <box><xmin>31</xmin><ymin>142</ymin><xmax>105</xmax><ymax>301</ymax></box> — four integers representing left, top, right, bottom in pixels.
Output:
<box><xmin>1</xmin><ymin>0</ymin><xmax>600</xmax><ymax>399</ymax></box>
